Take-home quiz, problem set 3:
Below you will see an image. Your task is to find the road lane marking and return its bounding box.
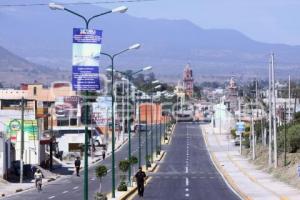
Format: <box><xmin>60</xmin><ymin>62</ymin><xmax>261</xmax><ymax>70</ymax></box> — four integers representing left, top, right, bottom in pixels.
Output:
<box><xmin>62</xmin><ymin>191</ymin><xmax>69</xmax><ymax>194</ymax></box>
<box><xmin>185</xmin><ymin>188</ymin><xmax>189</xmax><ymax>192</ymax></box>
<box><xmin>73</xmin><ymin>186</ymin><xmax>79</xmax><ymax>190</ymax></box>
<box><xmin>185</xmin><ymin>177</ymin><xmax>189</xmax><ymax>186</ymax></box>
<box><xmin>48</xmin><ymin>196</ymin><xmax>55</xmax><ymax>199</ymax></box>
<box><xmin>185</xmin><ymin>193</ymin><xmax>190</xmax><ymax>197</ymax></box>
<box><xmin>185</xmin><ymin>167</ymin><xmax>189</xmax><ymax>173</ymax></box>
<box><xmin>91</xmin><ymin>178</ymin><xmax>95</xmax><ymax>181</ymax></box>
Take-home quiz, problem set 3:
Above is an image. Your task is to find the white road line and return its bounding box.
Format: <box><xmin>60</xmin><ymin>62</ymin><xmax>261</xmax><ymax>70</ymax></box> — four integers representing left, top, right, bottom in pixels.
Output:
<box><xmin>185</xmin><ymin>177</ymin><xmax>189</xmax><ymax>186</ymax></box>
<box><xmin>185</xmin><ymin>167</ymin><xmax>189</xmax><ymax>173</ymax></box>
<box><xmin>62</xmin><ymin>191</ymin><xmax>69</xmax><ymax>194</ymax></box>
<box><xmin>73</xmin><ymin>186</ymin><xmax>79</xmax><ymax>190</ymax></box>
<box><xmin>48</xmin><ymin>196</ymin><xmax>55</xmax><ymax>199</ymax></box>
<box><xmin>91</xmin><ymin>178</ymin><xmax>95</xmax><ymax>181</ymax></box>
<box><xmin>185</xmin><ymin>188</ymin><xmax>189</xmax><ymax>192</ymax></box>
<box><xmin>185</xmin><ymin>193</ymin><xmax>190</xmax><ymax>197</ymax></box>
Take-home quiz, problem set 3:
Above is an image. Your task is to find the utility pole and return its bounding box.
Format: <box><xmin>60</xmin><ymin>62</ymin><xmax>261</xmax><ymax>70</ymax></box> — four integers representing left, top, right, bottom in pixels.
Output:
<box><xmin>271</xmin><ymin>53</ymin><xmax>278</xmax><ymax>168</ymax></box>
<box><xmin>155</xmin><ymin>102</ymin><xmax>158</xmax><ymax>156</ymax></box>
<box><xmin>145</xmin><ymin>102</ymin><xmax>148</xmax><ymax>170</ymax></box>
<box><xmin>284</xmin><ymin>102</ymin><xmax>287</xmax><ymax>166</ymax></box>
<box><xmin>122</xmin><ymin>80</ymin><xmax>125</xmax><ymax>142</ymax></box>
<box><xmin>150</xmin><ymin>95</ymin><xmax>153</xmax><ymax>163</ymax></box>
<box><xmin>50</xmin><ymin>107</ymin><xmax>54</xmax><ymax>170</ymax></box>
<box><xmin>288</xmin><ymin>75</ymin><xmax>291</xmax><ymax>122</ymax></box>
<box><xmin>268</xmin><ymin>56</ymin><xmax>273</xmax><ymax>166</ymax></box>
<box><xmin>256</xmin><ymin>79</ymin><xmax>258</xmax><ymax>118</ymax></box>
<box><xmin>127</xmin><ymin>79</ymin><xmax>132</xmax><ymax>185</ymax></box>
<box><xmin>138</xmin><ymin>95</ymin><xmax>141</xmax><ymax>168</ymax></box>
<box><xmin>20</xmin><ymin>97</ymin><xmax>25</xmax><ymax>183</ymax></box>
<box><xmin>159</xmin><ymin>101</ymin><xmax>162</xmax><ymax>150</ymax></box>
<box><xmin>238</xmin><ymin>98</ymin><xmax>242</xmax><ymax>155</ymax></box>
<box><xmin>251</xmin><ymin>100</ymin><xmax>255</xmax><ymax>160</ymax></box>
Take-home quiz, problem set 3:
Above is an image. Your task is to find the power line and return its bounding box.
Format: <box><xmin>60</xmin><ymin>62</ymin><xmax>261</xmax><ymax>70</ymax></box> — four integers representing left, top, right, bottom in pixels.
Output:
<box><xmin>0</xmin><ymin>0</ymin><xmax>156</xmax><ymax>7</ymax></box>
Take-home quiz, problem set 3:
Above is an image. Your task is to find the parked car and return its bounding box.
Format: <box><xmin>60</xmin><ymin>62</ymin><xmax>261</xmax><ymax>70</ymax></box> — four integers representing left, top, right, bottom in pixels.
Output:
<box><xmin>234</xmin><ymin>137</ymin><xmax>240</xmax><ymax>146</ymax></box>
<box><xmin>92</xmin><ymin>130</ymin><xmax>103</xmax><ymax>147</ymax></box>
<box><xmin>134</xmin><ymin>124</ymin><xmax>147</xmax><ymax>133</ymax></box>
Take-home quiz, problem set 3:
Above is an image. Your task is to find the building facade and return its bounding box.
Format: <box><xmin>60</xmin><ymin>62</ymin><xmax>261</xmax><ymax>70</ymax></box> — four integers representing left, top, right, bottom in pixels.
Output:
<box><xmin>183</xmin><ymin>64</ymin><xmax>194</xmax><ymax>98</ymax></box>
<box><xmin>225</xmin><ymin>77</ymin><xmax>238</xmax><ymax>113</ymax></box>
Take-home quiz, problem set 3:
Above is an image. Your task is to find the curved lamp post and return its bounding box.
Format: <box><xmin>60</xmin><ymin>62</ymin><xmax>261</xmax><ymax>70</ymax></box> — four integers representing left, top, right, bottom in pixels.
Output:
<box><xmin>109</xmin><ymin>66</ymin><xmax>152</xmax><ymax>185</ymax></box>
<box><xmin>49</xmin><ymin>3</ymin><xmax>127</xmax><ymax>199</ymax></box>
<box><xmin>100</xmin><ymin>43</ymin><xmax>140</xmax><ymax>198</ymax></box>
<box><xmin>150</xmin><ymin>83</ymin><xmax>161</xmax><ymax>162</ymax></box>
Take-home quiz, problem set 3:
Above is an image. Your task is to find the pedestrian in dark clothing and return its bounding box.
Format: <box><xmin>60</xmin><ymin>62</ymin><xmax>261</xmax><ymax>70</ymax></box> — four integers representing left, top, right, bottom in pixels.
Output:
<box><xmin>135</xmin><ymin>167</ymin><xmax>146</xmax><ymax>197</ymax></box>
<box><xmin>102</xmin><ymin>150</ymin><xmax>106</xmax><ymax>160</ymax></box>
<box><xmin>74</xmin><ymin>157</ymin><xmax>81</xmax><ymax>176</ymax></box>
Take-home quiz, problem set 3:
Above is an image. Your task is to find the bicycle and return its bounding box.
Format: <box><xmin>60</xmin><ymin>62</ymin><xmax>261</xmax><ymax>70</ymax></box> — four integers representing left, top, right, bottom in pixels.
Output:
<box><xmin>36</xmin><ymin>179</ymin><xmax>42</xmax><ymax>192</ymax></box>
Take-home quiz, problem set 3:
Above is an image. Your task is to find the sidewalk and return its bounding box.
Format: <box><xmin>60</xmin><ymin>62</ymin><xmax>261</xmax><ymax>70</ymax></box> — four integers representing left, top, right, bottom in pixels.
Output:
<box><xmin>202</xmin><ymin>124</ymin><xmax>300</xmax><ymax>200</ymax></box>
<box><xmin>56</xmin><ymin>135</ymin><xmax>129</xmax><ymax>172</ymax></box>
<box><xmin>0</xmin><ymin>136</ymin><xmax>129</xmax><ymax>198</ymax></box>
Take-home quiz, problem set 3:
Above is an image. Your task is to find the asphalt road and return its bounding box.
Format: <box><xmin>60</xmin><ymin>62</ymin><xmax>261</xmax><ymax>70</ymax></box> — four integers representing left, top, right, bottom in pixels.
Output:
<box><xmin>133</xmin><ymin>122</ymin><xmax>240</xmax><ymax>200</ymax></box>
<box><xmin>4</xmin><ymin>125</ymin><xmax>162</xmax><ymax>200</ymax></box>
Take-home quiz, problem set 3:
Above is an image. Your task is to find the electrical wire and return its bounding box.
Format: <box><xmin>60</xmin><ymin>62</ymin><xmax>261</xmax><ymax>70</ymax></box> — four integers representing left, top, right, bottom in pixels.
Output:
<box><xmin>0</xmin><ymin>0</ymin><xmax>156</xmax><ymax>7</ymax></box>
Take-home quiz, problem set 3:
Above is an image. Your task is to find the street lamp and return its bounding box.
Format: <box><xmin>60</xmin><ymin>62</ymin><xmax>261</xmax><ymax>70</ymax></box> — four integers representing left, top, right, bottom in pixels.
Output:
<box><xmin>152</xmin><ymin>83</ymin><xmax>161</xmax><ymax>161</ymax></box>
<box><xmin>49</xmin><ymin>4</ymin><xmax>127</xmax><ymax>200</ymax></box>
<box><xmin>158</xmin><ymin>90</ymin><xmax>167</xmax><ymax>150</ymax></box>
<box><xmin>100</xmin><ymin>43</ymin><xmax>140</xmax><ymax>198</ymax></box>
<box><xmin>110</xmin><ymin>66</ymin><xmax>152</xmax><ymax>184</ymax></box>
<box><xmin>148</xmin><ymin>82</ymin><xmax>161</xmax><ymax>163</ymax></box>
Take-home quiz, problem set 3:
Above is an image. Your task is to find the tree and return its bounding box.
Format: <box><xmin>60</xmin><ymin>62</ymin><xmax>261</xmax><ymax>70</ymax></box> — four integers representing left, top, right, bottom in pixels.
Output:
<box><xmin>129</xmin><ymin>156</ymin><xmax>138</xmax><ymax>179</ymax></box>
<box><xmin>95</xmin><ymin>165</ymin><xmax>108</xmax><ymax>200</ymax></box>
<box><xmin>118</xmin><ymin>160</ymin><xmax>130</xmax><ymax>191</ymax></box>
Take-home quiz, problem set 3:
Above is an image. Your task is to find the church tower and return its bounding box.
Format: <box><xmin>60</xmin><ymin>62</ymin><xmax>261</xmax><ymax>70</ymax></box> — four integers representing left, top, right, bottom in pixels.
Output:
<box><xmin>183</xmin><ymin>63</ymin><xmax>194</xmax><ymax>98</ymax></box>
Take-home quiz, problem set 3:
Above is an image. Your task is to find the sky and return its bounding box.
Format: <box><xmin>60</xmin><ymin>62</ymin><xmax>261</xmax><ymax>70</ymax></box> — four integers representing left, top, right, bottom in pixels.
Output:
<box><xmin>72</xmin><ymin>0</ymin><xmax>300</xmax><ymax>46</ymax></box>
<box><xmin>2</xmin><ymin>0</ymin><xmax>300</xmax><ymax>45</ymax></box>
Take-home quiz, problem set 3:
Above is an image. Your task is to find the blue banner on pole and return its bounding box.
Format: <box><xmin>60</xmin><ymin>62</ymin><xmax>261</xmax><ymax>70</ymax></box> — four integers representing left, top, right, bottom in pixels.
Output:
<box><xmin>72</xmin><ymin>66</ymin><xmax>100</xmax><ymax>91</ymax></box>
<box><xmin>236</xmin><ymin>122</ymin><xmax>245</xmax><ymax>132</ymax></box>
<box><xmin>72</xmin><ymin>28</ymin><xmax>102</xmax><ymax>91</ymax></box>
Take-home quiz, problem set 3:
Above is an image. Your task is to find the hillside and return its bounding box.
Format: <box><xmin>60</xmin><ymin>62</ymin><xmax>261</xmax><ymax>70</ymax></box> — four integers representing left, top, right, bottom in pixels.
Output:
<box><xmin>0</xmin><ymin>0</ymin><xmax>300</xmax><ymax>80</ymax></box>
<box><xmin>0</xmin><ymin>45</ymin><xmax>68</xmax><ymax>86</ymax></box>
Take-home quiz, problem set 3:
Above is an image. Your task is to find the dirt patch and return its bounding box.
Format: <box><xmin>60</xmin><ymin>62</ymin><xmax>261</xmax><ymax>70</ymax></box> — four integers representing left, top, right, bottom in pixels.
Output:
<box><xmin>243</xmin><ymin>144</ymin><xmax>300</xmax><ymax>189</ymax></box>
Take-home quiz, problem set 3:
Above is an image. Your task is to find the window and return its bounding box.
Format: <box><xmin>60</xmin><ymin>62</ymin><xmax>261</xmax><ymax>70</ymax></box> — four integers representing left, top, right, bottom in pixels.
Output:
<box><xmin>33</xmin><ymin>87</ymin><xmax>37</xmax><ymax>96</ymax></box>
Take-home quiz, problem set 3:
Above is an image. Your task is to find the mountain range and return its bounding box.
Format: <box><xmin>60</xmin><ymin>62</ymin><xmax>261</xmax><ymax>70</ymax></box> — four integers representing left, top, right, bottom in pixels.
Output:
<box><xmin>0</xmin><ymin>0</ymin><xmax>300</xmax><ymax>85</ymax></box>
<box><xmin>0</xmin><ymin>45</ymin><xmax>69</xmax><ymax>86</ymax></box>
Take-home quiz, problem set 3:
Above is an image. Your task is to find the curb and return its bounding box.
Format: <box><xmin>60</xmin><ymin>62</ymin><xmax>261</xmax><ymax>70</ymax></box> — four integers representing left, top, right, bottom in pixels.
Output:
<box><xmin>122</xmin><ymin>151</ymin><xmax>166</xmax><ymax>200</ymax></box>
<box><xmin>201</xmin><ymin>126</ymin><xmax>251</xmax><ymax>200</ymax></box>
<box><xmin>0</xmin><ymin>137</ymin><xmax>130</xmax><ymax>199</ymax></box>
<box><xmin>211</xmin><ymin>127</ymin><xmax>290</xmax><ymax>200</ymax></box>
<box><xmin>106</xmin><ymin>126</ymin><xmax>173</xmax><ymax>200</ymax></box>
<box><xmin>0</xmin><ymin>176</ymin><xmax>60</xmax><ymax>199</ymax></box>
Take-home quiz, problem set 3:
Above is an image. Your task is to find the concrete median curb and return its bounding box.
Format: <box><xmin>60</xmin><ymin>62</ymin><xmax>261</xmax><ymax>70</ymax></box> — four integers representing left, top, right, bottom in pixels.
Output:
<box><xmin>106</xmin><ymin>126</ymin><xmax>173</xmax><ymax>200</ymax></box>
<box><xmin>109</xmin><ymin>151</ymin><xmax>166</xmax><ymax>200</ymax></box>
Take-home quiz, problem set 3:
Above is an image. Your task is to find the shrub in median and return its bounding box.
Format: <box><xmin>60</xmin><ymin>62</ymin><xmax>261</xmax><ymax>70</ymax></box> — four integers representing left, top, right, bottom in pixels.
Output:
<box><xmin>94</xmin><ymin>192</ymin><xmax>107</xmax><ymax>200</ymax></box>
<box><xmin>95</xmin><ymin>165</ymin><xmax>108</xmax><ymax>199</ymax></box>
<box><xmin>118</xmin><ymin>160</ymin><xmax>130</xmax><ymax>191</ymax></box>
<box><xmin>117</xmin><ymin>181</ymin><xmax>128</xmax><ymax>191</ymax></box>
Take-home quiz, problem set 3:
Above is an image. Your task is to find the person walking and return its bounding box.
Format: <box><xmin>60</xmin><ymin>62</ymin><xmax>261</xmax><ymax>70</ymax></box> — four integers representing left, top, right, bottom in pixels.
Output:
<box><xmin>74</xmin><ymin>157</ymin><xmax>81</xmax><ymax>176</ymax></box>
<box><xmin>34</xmin><ymin>169</ymin><xmax>43</xmax><ymax>191</ymax></box>
<box><xmin>135</xmin><ymin>167</ymin><xmax>146</xmax><ymax>197</ymax></box>
<box><xmin>102</xmin><ymin>149</ymin><xmax>106</xmax><ymax>160</ymax></box>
